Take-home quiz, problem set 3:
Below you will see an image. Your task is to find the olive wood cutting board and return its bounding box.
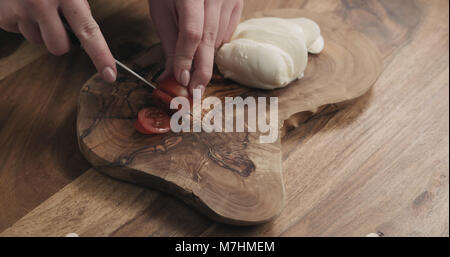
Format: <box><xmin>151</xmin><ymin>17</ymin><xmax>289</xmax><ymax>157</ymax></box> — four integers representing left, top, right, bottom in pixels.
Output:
<box><xmin>77</xmin><ymin>9</ymin><xmax>382</xmax><ymax>225</ymax></box>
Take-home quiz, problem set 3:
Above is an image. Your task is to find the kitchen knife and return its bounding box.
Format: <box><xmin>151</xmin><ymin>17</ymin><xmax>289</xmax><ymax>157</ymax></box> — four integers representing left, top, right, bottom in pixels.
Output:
<box><xmin>60</xmin><ymin>16</ymin><xmax>157</xmax><ymax>90</ymax></box>
<box><xmin>61</xmin><ymin>16</ymin><xmax>195</xmax><ymax>119</ymax></box>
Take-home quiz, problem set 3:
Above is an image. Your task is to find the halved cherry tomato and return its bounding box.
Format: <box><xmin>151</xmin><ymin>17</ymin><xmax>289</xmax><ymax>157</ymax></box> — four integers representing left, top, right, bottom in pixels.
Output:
<box><xmin>158</xmin><ymin>76</ymin><xmax>190</xmax><ymax>98</ymax></box>
<box><xmin>134</xmin><ymin>107</ymin><xmax>171</xmax><ymax>134</ymax></box>
<box><xmin>152</xmin><ymin>76</ymin><xmax>193</xmax><ymax>110</ymax></box>
<box><xmin>151</xmin><ymin>89</ymin><xmax>173</xmax><ymax>108</ymax></box>
<box><xmin>133</xmin><ymin>119</ymin><xmax>151</xmax><ymax>135</ymax></box>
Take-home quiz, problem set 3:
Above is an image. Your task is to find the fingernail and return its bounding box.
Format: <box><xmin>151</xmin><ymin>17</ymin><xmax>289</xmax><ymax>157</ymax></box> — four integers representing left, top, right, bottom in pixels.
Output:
<box><xmin>102</xmin><ymin>67</ymin><xmax>116</xmax><ymax>83</ymax></box>
<box><xmin>180</xmin><ymin>70</ymin><xmax>190</xmax><ymax>87</ymax></box>
<box><xmin>197</xmin><ymin>84</ymin><xmax>205</xmax><ymax>96</ymax></box>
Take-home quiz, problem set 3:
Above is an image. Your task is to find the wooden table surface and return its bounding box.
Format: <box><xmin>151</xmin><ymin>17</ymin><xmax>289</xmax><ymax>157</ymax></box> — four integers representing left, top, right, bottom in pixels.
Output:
<box><xmin>0</xmin><ymin>0</ymin><xmax>448</xmax><ymax>237</ymax></box>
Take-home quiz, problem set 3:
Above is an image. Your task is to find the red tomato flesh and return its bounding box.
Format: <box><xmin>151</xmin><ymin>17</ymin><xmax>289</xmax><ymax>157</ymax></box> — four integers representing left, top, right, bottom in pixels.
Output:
<box><xmin>133</xmin><ymin>120</ymin><xmax>152</xmax><ymax>135</ymax></box>
<box><xmin>135</xmin><ymin>76</ymin><xmax>192</xmax><ymax>135</ymax></box>
<box><xmin>151</xmin><ymin>89</ymin><xmax>173</xmax><ymax>108</ymax></box>
<box><xmin>151</xmin><ymin>76</ymin><xmax>192</xmax><ymax>110</ymax></box>
<box><xmin>158</xmin><ymin>76</ymin><xmax>190</xmax><ymax>98</ymax></box>
<box><xmin>134</xmin><ymin>107</ymin><xmax>171</xmax><ymax>134</ymax></box>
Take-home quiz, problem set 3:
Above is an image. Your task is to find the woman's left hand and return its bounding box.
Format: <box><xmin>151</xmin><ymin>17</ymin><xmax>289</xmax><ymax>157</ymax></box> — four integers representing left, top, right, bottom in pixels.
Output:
<box><xmin>148</xmin><ymin>0</ymin><xmax>244</xmax><ymax>96</ymax></box>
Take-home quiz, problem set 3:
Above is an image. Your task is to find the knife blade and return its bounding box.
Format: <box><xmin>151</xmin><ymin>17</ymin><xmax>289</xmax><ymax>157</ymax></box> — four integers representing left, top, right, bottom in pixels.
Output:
<box><xmin>114</xmin><ymin>60</ymin><xmax>157</xmax><ymax>90</ymax></box>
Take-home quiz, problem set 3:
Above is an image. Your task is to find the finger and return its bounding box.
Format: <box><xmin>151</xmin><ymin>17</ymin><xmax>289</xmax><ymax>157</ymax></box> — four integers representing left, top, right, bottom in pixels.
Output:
<box><xmin>36</xmin><ymin>9</ymin><xmax>71</xmax><ymax>56</ymax></box>
<box><xmin>215</xmin><ymin>2</ymin><xmax>232</xmax><ymax>48</ymax></box>
<box><xmin>148</xmin><ymin>0</ymin><xmax>177</xmax><ymax>82</ymax></box>
<box><xmin>188</xmin><ymin>0</ymin><xmax>221</xmax><ymax>96</ymax></box>
<box><xmin>173</xmin><ymin>0</ymin><xmax>204</xmax><ymax>87</ymax></box>
<box><xmin>222</xmin><ymin>1</ymin><xmax>243</xmax><ymax>44</ymax></box>
<box><xmin>157</xmin><ymin>57</ymin><xmax>174</xmax><ymax>83</ymax></box>
<box><xmin>1</xmin><ymin>21</ymin><xmax>19</xmax><ymax>33</ymax></box>
<box><xmin>188</xmin><ymin>46</ymin><xmax>210</xmax><ymax>97</ymax></box>
<box><xmin>18</xmin><ymin>21</ymin><xmax>43</xmax><ymax>44</ymax></box>
<box><xmin>0</xmin><ymin>9</ymin><xmax>20</xmax><ymax>33</ymax></box>
<box><xmin>61</xmin><ymin>0</ymin><xmax>116</xmax><ymax>83</ymax></box>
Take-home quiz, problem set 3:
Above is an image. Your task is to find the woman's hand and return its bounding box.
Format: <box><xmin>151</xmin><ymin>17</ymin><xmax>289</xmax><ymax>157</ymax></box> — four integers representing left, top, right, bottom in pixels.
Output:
<box><xmin>148</xmin><ymin>0</ymin><xmax>243</xmax><ymax>95</ymax></box>
<box><xmin>0</xmin><ymin>0</ymin><xmax>117</xmax><ymax>83</ymax></box>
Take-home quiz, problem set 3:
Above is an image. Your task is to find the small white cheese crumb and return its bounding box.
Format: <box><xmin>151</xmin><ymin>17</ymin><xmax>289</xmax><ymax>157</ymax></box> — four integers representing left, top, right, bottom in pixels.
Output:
<box><xmin>366</xmin><ymin>233</ymin><xmax>380</xmax><ymax>237</ymax></box>
<box><xmin>65</xmin><ymin>233</ymin><xmax>79</xmax><ymax>237</ymax></box>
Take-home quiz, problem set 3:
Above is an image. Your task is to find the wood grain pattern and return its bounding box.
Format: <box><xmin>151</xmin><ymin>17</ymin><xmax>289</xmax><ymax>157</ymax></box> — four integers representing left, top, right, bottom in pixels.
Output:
<box><xmin>0</xmin><ymin>0</ymin><xmax>154</xmax><ymax>232</ymax></box>
<box><xmin>76</xmin><ymin>9</ymin><xmax>382</xmax><ymax>225</ymax></box>
<box><xmin>1</xmin><ymin>169</ymin><xmax>213</xmax><ymax>237</ymax></box>
<box><xmin>0</xmin><ymin>52</ymin><xmax>93</xmax><ymax>232</ymax></box>
<box><xmin>0</xmin><ymin>0</ymin><xmax>448</xmax><ymax>236</ymax></box>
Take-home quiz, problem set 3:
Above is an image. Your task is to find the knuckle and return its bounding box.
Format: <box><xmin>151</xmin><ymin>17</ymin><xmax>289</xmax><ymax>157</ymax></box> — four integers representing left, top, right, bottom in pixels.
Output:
<box><xmin>0</xmin><ymin>16</ymin><xmax>18</xmax><ymax>32</ymax></box>
<box><xmin>48</xmin><ymin>43</ymin><xmax>70</xmax><ymax>56</ymax></box>
<box><xmin>90</xmin><ymin>51</ymin><xmax>111</xmax><ymax>66</ymax></box>
<box><xmin>11</xmin><ymin>7</ymin><xmax>28</xmax><ymax>21</ymax></box>
<box><xmin>25</xmin><ymin>0</ymin><xmax>50</xmax><ymax>14</ymax></box>
<box><xmin>208</xmin><ymin>0</ymin><xmax>224</xmax><ymax>8</ymax></box>
<box><xmin>1</xmin><ymin>26</ymin><xmax>15</xmax><ymax>33</ymax></box>
<box><xmin>232</xmin><ymin>0</ymin><xmax>244</xmax><ymax>12</ymax></box>
<box><xmin>16</xmin><ymin>13</ymin><xmax>32</xmax><ymax>23</ymax></box>
<box><xmin>215</xmin><ymin>38</ymin><xmax>226</xmax><ymax>49</ymax></box>
<box><xmin>197</xmin><ymin>69</ymin><xmax>212</xmax><ymax>83</ymax></box>
<box><xmin>174</xmin><ymin>55</ymin><xmax>193</xmax><ymax>69</ymax></box>
<box><xmin>76</xmin><ymin>20</ymin><xmax>100</xmax><ymax>41</ymax></box>
<box><xmin>183</xmin><ymin>27</ymin><xmax>202</xmax><ymax>43</ymax></box>
<box><xmin>202</xmin><ymin>30</ymin><xmax>217</xmax><ymax>47</ymax></box>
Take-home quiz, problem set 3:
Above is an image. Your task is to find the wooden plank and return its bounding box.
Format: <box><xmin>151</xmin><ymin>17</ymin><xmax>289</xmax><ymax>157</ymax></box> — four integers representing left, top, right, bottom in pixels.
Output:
<box><xmin>0</xmin><ymin>51</ymin><xmax>94</xmax><ymax>232</ymax></box>
<box><xmin>200</xmin><ymin>0</ymin><xmax>450</xmax><ymax>236</ymax></box>
<box><xmin>0</xmin><ymin>32</ymin><xmax>47</xmax><ymax>81</ymax></box>
<box><xmin>1</xmin><ymin>169</ymin><xmax>213</xmax><ymax>237</ymax></box>
<box><xmin>0</xmin><ymin>0</ymin><xmax>151</xmax><ymax>231</ymax></box>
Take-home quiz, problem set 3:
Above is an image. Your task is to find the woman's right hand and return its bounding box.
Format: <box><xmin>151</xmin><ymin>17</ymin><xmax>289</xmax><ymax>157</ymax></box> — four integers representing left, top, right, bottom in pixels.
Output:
<box><xmin>0</xmin><ymin>0</ymin><xmax>117</xmax><ymax>83</ymax></box>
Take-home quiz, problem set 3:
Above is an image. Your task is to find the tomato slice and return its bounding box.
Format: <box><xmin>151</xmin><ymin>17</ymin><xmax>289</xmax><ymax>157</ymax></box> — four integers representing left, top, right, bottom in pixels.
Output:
<box><xmin>158</xmin><ymin>76</ymin><xmax>190</xmax><ymax>98</ymax></box>
<box><xmin>135</xmin><ymin>107</ymin><xmax>171</xmax><ymax>134</ymax></box>
<box><xmin>134</xmin><ymin>119</ymin><xmax>152</xmax><ymax>135</ymax></box>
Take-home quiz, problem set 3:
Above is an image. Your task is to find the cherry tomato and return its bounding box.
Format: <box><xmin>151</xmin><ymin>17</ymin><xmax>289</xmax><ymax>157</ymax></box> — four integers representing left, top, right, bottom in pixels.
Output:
<box><xmin>133</xmin><ymin>119</ymin><xmax>151</xmax><ymax>135</ymax></box>
<box><xmin>158</xmin><ymin>76</ymin><xmax>190</xmax><ymax>98</ymax></box>
<box><xmin>134</xmin><ymin>107</ymin><xmax>171</xmax><ymax>134</ymax></box>
<box><xmin>151</xmin><ymin>88</ymin><xmax>173</xmax><ymax>108</ymax></box>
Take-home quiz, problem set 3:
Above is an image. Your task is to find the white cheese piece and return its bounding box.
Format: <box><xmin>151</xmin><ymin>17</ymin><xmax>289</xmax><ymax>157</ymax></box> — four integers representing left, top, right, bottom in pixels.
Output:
<box><xmin>217</xmin><ymin>38</ymin><xmax>295</xmax><ymax>90</ymax></box>
<box><xmin>288</xmin><ymin>18</ymin><xmax>323</xmax><ymax>53</ymax></box>
<box><xmin>308</xmin><ymin>35</ymin><xmax>325</xmax><ymax>54</ymax></box>
<box><xmin>216</xmin><ymin>17</ymin><xmax>324</xmax><ymax>90</ymax></box>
